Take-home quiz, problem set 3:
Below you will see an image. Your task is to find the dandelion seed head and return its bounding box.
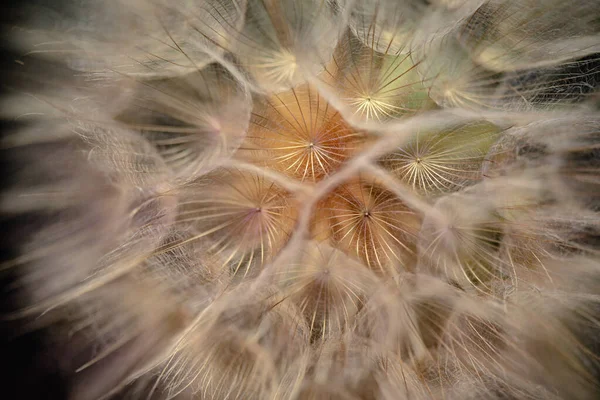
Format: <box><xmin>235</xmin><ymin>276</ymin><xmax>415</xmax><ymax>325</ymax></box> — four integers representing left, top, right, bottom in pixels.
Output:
<box><xmin>4</xmin><ymin>0</ymin><xmax>600</xmax><ymax>399</ymax></box>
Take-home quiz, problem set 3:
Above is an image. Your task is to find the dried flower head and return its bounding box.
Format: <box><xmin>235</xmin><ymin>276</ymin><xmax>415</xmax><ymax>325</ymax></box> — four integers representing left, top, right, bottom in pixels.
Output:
<box><xmin>2</xmin><ymin>1</ymin><xmax>600</xmax><ymax>399</ymax></box>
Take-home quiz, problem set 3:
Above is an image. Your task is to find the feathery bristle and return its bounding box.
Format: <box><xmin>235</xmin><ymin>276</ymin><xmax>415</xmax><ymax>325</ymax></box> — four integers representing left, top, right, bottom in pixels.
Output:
<box><xmin>2</xmin><ymin>1</ymin><xmax>600</xmax><ymax>399</ymax></box>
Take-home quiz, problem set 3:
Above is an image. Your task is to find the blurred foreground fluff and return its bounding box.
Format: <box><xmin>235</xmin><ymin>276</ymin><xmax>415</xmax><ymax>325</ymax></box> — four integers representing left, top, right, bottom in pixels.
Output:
<box><xmin>2</xmin><ymin>0</ymin><xmax>600</xmax><ymax>399</ymax></box>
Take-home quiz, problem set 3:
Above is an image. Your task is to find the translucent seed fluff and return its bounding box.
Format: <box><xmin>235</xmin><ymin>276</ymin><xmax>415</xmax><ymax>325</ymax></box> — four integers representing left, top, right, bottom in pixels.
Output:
<box><xmin>2</xmin><ymin>1</ymin><xmax>600</xmax><ymax>400</ymax></box>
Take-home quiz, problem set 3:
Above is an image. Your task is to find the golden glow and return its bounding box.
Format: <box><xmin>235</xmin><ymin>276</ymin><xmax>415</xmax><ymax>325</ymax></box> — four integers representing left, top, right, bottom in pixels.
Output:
<box><xmin>241</xmin><ymin>84</ymin><xmax>366</xmax><ymax>182</ymax></box>
<box><xmin>315</xmin><ymin>177</ymin><xmax>421</xmax><ymax>276</ymax></box>
<box><xmin>178</xmin><ymin>169</ymin><xmax>297</xmax><ymax>277</ymax></box>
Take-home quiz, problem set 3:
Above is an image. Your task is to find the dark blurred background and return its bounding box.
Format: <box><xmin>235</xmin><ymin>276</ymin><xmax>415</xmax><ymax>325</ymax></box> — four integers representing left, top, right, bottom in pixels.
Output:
<box><xmin>1</xmin><ymin>1</ymin><xmax>69</xmax><ymax>398</ymax></box>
